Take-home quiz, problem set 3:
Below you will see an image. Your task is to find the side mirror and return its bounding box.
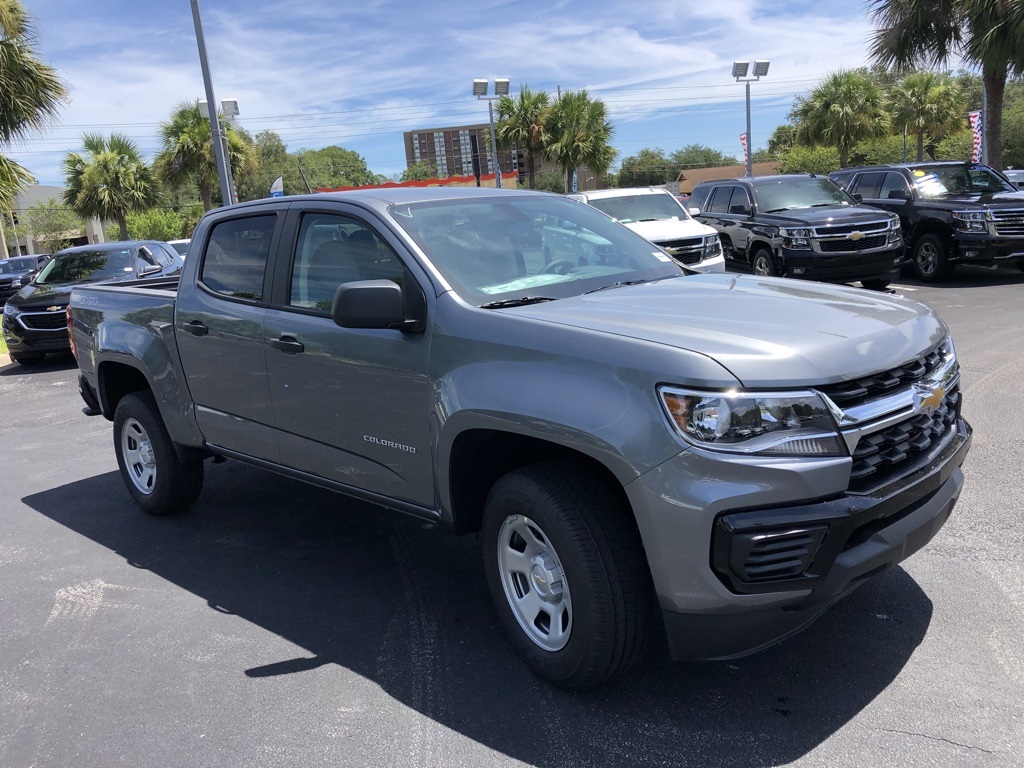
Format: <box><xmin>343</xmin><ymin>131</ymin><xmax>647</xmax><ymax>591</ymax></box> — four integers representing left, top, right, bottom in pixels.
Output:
<box><xmin>851</xmin><ymin>193</ymin><xmax>863</xmax><ymax>203</ymax></box>
<box><xmin>729</xmin><ymin>204</ymin><xmax>750</xmax><ymax>216</ymax></box>
<box><xmin>687</xmin><ymin>206</ymin><xmax>702</xmax><ymax>217</ymax></box>
<box><xmin>139</xmin><ymin>263</ymin><xmax>162</xmax><ymax>276</ymax></box>
<box><xmin>887</xmin><ymin>189</ymin><xmax>911</xmax><ymax>201</ymax></box>
<box><xmin>331</xmin><ymin>279</ymin><xmax>417</xmax><ymax>331</ymax></box>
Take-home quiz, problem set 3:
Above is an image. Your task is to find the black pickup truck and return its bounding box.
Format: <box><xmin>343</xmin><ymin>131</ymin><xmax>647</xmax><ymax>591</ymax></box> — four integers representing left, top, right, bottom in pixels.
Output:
<box><xmin>829</xmin><ymin>161</ymin><xmax>1024</xmax><ymax>281</ymax></box>
<box><xmin>689</xmin><ymin>174</ymin><xmax>905</xmax><ymax>289</ymax></box>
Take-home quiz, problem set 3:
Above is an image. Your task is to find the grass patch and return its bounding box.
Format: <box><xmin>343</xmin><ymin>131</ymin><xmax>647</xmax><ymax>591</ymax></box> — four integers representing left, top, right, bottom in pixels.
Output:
<box><xmin>0</xmin><ymin>333</ymin><xmax>7</xmax><ymax>355</ymax></box>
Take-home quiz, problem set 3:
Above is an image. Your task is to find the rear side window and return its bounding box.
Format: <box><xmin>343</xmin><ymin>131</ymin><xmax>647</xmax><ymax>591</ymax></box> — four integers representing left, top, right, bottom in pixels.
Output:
<box><xmin>200</xmin><ymin>215</ymin><xmax>276</xmax><ymax>301</ymax></box>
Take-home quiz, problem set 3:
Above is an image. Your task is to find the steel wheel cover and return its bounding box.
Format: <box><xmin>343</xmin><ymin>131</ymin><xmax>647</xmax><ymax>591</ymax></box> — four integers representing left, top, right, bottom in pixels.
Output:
<box><xmin>121</xmin><ymin>417</ymin><xmax>157</xmax><ymax>495</ymax></box>
<box><xmin>495</xmin><ymin>514</ymin><xmax>573</xmax><ymax>652</ymax></box>
<box><xmin>917</xmin><ymin>242</ymin><xmax>938</xmax><ymax>275</ymax></box>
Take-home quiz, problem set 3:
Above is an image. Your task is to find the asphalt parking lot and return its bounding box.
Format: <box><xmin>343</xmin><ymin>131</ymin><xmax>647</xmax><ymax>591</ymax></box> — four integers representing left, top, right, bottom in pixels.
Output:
<box><xmin>1</xmin><ymin>265</ymin><xmax>1022</xmax><ymax>768</ymax></box>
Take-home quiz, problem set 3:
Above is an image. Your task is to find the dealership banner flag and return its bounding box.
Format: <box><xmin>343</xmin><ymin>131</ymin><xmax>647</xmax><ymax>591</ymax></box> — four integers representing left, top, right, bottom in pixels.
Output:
<box><xmin>739</xmin><ymin>133</ymin><xmax>748</xmax><ymax>167</ymax></box>
<box><xmin>269</xmin><ymin>175</ymin><xmax>284</xmax><ymax>198</ymax></box>
<box><xmin>968</xmin><ymin>111</ymin><xmax>983</xmax><ymax>162</ymax></box>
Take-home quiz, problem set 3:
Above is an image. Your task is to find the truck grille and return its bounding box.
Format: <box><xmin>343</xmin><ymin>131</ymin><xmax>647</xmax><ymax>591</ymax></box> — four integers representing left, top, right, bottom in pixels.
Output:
<box><xmin>813</xmin><ymin>221</ymin><xmax>890</xmax><ymax>237</ymax></box>
<box><xmin>19</xmin><ymin>310</ymin><xmax>67</xmax><ymax>330</ymax></box>
<box><xmin>990</xmin><ymin>208</ymin><xmax>1024</xmax><ymax>237</ymax></box>
<box><xmin>655</xmin><ymin>237</ymin><xmax>704</xmax><ymax>265</ymax></box>
<box><xmin>817</xmin><ymin>341</ymin><xmax>946</xmax><ymax>406</ymax></box>
<box><xmin>816</xmin><ymin>235</ymin><xmax>888</xmax><ymax>252</ymax></box>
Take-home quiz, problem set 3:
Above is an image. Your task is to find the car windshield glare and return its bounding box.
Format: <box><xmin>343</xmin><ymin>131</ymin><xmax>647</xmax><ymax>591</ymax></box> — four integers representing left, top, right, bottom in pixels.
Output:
<box><xmin>912</xmin><ymin>163</ymin><xmax>1016</xmax><ymax>197</ymax></box>
<box><xmin>586</xmin><ymin>193</ymin><xmax>690</xmax><ymax>224</ymax></box>
<box><xmin>390</xmin><ymin>195</ymin><xmax>683</xmax><ymax>304</ymax></box>
<box><xmin>35</xmin><ymin>248</ymin><xmax>134</xmax><ymax>285</ymax></box>
<box><xmin>753</xmin><ymin>178</ymin><xmax>854</xmax><ymax>212</ymax></box>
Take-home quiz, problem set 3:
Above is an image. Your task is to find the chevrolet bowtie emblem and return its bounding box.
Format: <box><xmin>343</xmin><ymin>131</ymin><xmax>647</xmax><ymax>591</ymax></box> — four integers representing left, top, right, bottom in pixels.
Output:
<box><xmin>847</xmin><ymin>231</ymin><xmax>865</xmax><ymax>240</ymax></box>
<box><xmin>913</xmin><ymin>383</ymin><xmax>946</xmax><ymax>416</ymax></box>
<box><xmin>46</xmin><ymin>305</ymin><xmax>61</xmax><ymax>312</ymax></box>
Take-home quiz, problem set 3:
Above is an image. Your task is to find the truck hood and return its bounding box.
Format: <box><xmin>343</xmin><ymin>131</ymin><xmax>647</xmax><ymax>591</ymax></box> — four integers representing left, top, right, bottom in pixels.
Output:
<box><xmin>6</xmin><ymin>281</ymin><xmax>73</xmax><ymax>310</ymax></box>
<box><xmin>511</xmin><ymin>274</ymin><xmax>945</xmax><ymax>387</ymax></box>
<box><xmin>621</xmin><ymin>218</ymin><xmax>715</xmax><ymax>241</ymax></box>
<box><xmin>913</xmin><ymin>191</ymin><xmax>1024</xmax><ymax>209</ymax></box>
<box><xmin>756</xmin><ymin>205</ymin><xmax>893</xmax><ymax>228</ymax></box>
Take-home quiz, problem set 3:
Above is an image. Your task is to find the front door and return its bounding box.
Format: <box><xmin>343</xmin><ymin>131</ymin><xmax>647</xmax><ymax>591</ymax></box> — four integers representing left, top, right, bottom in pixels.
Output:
<box><xmin>263</xmin><ymin>206</ymin><xmax>435</xmax><ymax>508</ymax></box>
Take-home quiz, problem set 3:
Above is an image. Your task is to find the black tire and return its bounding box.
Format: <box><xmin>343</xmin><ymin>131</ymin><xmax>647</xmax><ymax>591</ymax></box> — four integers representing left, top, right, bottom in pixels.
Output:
<box><xmin>861</xmin><ymin>279</ymin><xmax>891</xmax><ymax>290</ymax></box>
<box><xmin>751</xmin><ymin>249</ymin><xmax>776</xmax><ymax>277</ymax></box>
<box><xmin>11</xmin><ymin>352</ymin><xmax>45</xmax><ymax>365</ymax></box>
<box><xmin>912</xmin><ymin>234</ymin><xmax>952</xmax><ymax>281</ymax></box>
<box><xmin>1017</xmin><ymin>261</ymin><xmax>1024</xmax><ymax>274</ymax></box>
<box><xmin>482</xmin><ymin>462</ymin><xmax>652</xmax><ymax>690</ymax></box>
<box><xmin>113</xmin><ymin>391</ymin><xmax>203</xmax><ymax>516</ymax></box>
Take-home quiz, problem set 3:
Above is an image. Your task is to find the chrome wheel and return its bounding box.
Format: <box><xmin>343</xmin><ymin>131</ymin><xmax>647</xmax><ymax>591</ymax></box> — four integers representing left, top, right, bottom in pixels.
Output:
<box><xmin>916</xmin><ymin>241</ymin><xmax>938</xmax><ymax>277</ymax></box>
<box><xmin>121</xmin><ymin>416</ymin><xmax>157</xmax><ymax>495</ymax></box>
<box><xmin>753</xmin><ymin>252</ymin><xmax>773</xmax><ymax>276</ymax></box>
<box><xmin>496</xmin><ymin>514</ymin><xmax>572</xmax><ymax>652</ymax></box>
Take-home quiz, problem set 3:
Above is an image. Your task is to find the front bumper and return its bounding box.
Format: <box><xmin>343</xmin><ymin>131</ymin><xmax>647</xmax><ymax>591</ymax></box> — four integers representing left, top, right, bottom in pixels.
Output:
<box><xmin>779</xmin><ymin>245</ymin><xmax>905</xmax><ymax>283</ymax></box>
<box><xmin>2</xmin><ymin>312</ymin><xmax>71</xmax><ymax>354</ymax></box>
<box><xmin>950</xmin><ymin>232</ymin><xmax>1024</xmax><ymax>265</ymax></box>
<box><xmin>626</xmin><ymin>417</ymin><xmax>971</xmax><ymax>661</ymax></box>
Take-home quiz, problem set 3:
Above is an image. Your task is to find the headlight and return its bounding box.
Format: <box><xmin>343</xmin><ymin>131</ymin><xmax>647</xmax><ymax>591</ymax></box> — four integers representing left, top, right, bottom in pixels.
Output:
<box><xmin>3</xmin><ymin>303</ymin><xmax>18</xmax><ymax>317</ymax></box>
<box><xmin>952</xmin><ymin>210</ymin><xmax>987</xmax><ymax>232</ymax></box>
<box><xmin>887</xmin><ymin>215</ymin><xmax>903</xmax><ymax>243</ymax></box>
<box><xmin>778</xmin><ymin>227</ymin><xmax>812</xmax><ymax>250</ymax></box>
<box><xmin>658</xmin><ymin>387</ymin><xmax>846</xmax><ymax>456</ymax></box>
<box><xmin>11</xmin><ymin>278</ymin><xmax>21</xmax><ymax>288</ymax></box>
<box><xmin>702</xmin><ymin>234</ymin><xmax>721</xmax><ymax>258</ymax></box>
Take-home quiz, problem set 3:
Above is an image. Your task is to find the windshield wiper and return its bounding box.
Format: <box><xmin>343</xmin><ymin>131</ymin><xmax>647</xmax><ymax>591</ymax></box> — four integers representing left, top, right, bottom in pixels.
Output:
<box><xmin>584</xmin><ymin>279</ymin><xmax>652</xmax><ymax>295</ymax></box>
<box><xmin>763</xmin><ymin>207</ymin><xmax>791</xmax><ymax>213</ymax></box>
<box><xmin>479</xmin><ymin>296</ymin><xmax>557</xmax><ymax>309</ymax></box>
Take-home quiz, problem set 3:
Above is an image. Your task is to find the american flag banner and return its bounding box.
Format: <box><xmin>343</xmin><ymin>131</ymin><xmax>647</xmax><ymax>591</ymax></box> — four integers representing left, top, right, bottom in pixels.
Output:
<box><xmin>968</xmin><ymin>111</ymin><xmax>983</xmax><ymax>162</ymax></box>
<box><xmin>739</xmin><ymin>133</ymin><xmax>748</xmax><ymax>167</ymax></box>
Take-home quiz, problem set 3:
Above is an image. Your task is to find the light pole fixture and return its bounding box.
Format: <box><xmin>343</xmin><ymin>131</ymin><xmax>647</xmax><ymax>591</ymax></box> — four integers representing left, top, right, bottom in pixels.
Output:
<box><xmin>474</xmin><ymin>77</ymin><xmax>510</xmax><ymax>188</ymax></box>
<box><xmin>198</xmin><ymin>98</ymin><xmax>240</xmax><ymax>204</ymax></box>
<box><xmin>733</xmin><ymin>59</ymin><xmax>770</xmax><ymax>178</ymax></box>
<box><xmin>190</xmin><ymin>0</ymin><xmax>235</xmax><ymax>207</ymax></box>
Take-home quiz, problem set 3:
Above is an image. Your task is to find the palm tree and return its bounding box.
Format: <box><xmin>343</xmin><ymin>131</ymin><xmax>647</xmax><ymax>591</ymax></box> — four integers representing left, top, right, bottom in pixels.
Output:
<box><xmin>543</xmin><ymin>90</ymin><xmax>617</xmax><ymax>194</ymax></box>
<box><xmin>791</xmin><ymin>70</ymin><xmax>891</xmax><ymax>168</ymax></box>
<box><xmin>0</xmin><ymin>0</ymin><xmax>67</xmax><ymax>210</ymax></box>
<box><xmin>888</xmin><ymin>71</ymin><xmax>965</xmax><ymax>161</ymax></box>
<box><xmin>869</xmin><ymin>0</ymin><xmax>1024</xmax><ymax>170</ymax></box>
<box><xmin>155</xmin><ymin>101</ymin><xmax>255</xmax><ymax>211</ymax></box>
<box><xmin>495</xmin><ymin>85</ymin><xmax>550</xmax><ymax>189</ymax></box>
<box><xmin>62</xmin><ymin>133</ymin><xmax>158</xmax><ymax>240</ymax></box>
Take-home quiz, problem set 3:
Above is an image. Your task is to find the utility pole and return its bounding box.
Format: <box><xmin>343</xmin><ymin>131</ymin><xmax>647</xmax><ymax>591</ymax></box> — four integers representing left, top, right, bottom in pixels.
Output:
<box><xmin>190</xmin><ymin>0</ymin><xmax>233</xmax><ymax>208</ymax></box>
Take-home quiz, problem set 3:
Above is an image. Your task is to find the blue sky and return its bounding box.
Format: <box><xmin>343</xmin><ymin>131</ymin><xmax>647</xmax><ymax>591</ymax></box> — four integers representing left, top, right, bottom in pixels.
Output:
<box><xmin>9</xmin><ymin>0</ymin><xmax>884</xmax><ymax>189</ymax></box>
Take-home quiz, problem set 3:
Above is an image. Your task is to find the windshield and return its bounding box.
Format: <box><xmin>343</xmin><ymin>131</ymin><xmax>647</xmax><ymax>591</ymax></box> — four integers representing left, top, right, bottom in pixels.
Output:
<box><xmin>35</xmin><ymin>248</ymin><xmax>134</xmax><ymax>285</ymax></box>
<box><xmin>752</xmin><ymin>178</ymin><xmax>855</xmax><ymax>213</ymax></box>
<box><xmin>585</xmin><ymin>193</ymin><xmax>691</xmax><ymax>224</ymax></box>
<box><xmin>0</xmin><ymin>256</ymin><xmax>36</xmax><ymax>274</ymax></box>
<box><xmin>911</xmin><ymin>163</ymin><xmax>1016</xmax><ymax>197</ymax></box>
<box><xmin>390</xmin><ymin>195</ymin><xmax>683</xmax><ymax>305</ymax></box>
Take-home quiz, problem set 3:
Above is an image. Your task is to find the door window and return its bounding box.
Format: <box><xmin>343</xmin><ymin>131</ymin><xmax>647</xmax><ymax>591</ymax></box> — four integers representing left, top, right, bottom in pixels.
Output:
<box><xmin>728</xmin><ymin>187</ymin><xmax>752</xmax><ymax>215</ymax></box>
<box><xmin>880</xmin><ymin>172</ymin><xmax>911</xmax><ymax>200</ymax></box>
<box><xmin>853</xmin><ymin>172</ymin><xmax>884</xmax><ymax>200</ymax></box>
<box><xmin>199</xmin><ymin>215</ymin><xmax>276</xmax><ymax>301</ymax></box>
<box><xmin>289</xmin><ymin>213</ymin><xmax>405</xmax><ymax>312</ymax></box>
<box><xmin>707</xmin><ymin>186</ymin><xmax>733</xmax><ymax>213</ymax></box>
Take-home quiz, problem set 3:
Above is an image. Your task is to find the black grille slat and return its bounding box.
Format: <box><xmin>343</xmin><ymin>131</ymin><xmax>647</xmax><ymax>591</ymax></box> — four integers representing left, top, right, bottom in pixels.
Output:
<box><xmin>819</xmin><ymin>341</ymin><xmax>948</xmax><ymax>406</ymax></box>
<box><xmin>21</xmin><ymin>312</ymin><xmax>67</xmax><ymax>330</ymax></box>
<box><xmin>816</xmin><ymin>235</ymin><xmax>888</xmax><ymax>252</ymax></box>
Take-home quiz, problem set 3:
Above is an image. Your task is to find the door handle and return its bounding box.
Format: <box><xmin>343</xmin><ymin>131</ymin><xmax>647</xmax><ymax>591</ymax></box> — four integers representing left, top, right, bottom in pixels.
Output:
<box><xmin>181</xmin><ymin>320</ymin><xmax>209</xmax><ymax>336</ymax></box>
<box><xmin>269</xmin><ymin>335</ymin><xmax>305</xmax><ymax>355</ymax></box>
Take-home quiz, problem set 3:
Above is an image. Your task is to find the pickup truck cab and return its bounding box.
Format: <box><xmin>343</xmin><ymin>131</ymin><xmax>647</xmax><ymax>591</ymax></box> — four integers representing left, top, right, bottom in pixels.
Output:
<box><xmin>830</xmin><ymin>161</ymin><xmax>1024</xmax><ymax>280</ymax></box>
<box><xmin>70</xmin><ymin>188</ymin><xmax>970</xmax><ymax>689</ymax></box>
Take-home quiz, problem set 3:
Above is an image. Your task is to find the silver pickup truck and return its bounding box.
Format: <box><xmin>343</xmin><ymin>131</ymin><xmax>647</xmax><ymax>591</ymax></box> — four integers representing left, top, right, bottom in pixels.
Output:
<box><xmin>69</xmin><ymin>188</ymin><xmax>971</xmax><ymax>690</ymax></box>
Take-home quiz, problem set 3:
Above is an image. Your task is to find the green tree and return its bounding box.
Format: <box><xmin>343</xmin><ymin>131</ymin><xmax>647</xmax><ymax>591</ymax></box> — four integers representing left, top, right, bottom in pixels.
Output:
<box><xmin>24</xmin><ymin>198</ymin><xmax>83</xmax><ymax>253</ymax></box>
<box><xmin>766</xmin><ymin>124</ymin><xmax>796</xmax><ymax>155</ymax></box>
<box><xmin>543</xmin><ymin>90</ymin><xmax>617</xmax><ymax>193</ymax></box>
<box><xmin>791</xmin><ymin>69</ymin><xmax>891</xmax><ymax>167</ymax></box>
<box><xmin>103</xmin><ymin>208</ymin><xmax>183</xmax><ymax>242</ymax></box>
<box><xmin>293</xmin><ymin>145</ymin><xmax>377</xmax><ymax>190</ymax></box>
<box><xmin>669</xmin><ymin>144</ymin><xmax>737</xmax><ymax>170</ymax></box>
<box><xmin>935</xmin><ymin>128</ymin><xmax>975</xmax><ymax>161</ymax></box>
<box><xmin>495</xmin><ymin>85</ymin><xmax>550</xmax><ymax>189</ymax></box>
<box><xmin>0</xmin><ymin>0</ymin><xmax>67</xmax><ymax>211</ymax></box>
<box><xmin>618</xmin><ymin>148</ymin><xmax>673</xmax><ymax>186</ymax></box>
<box><xmin>849</xmin><ymin>133</ymin><xmax>912</xmax><ymax>166</ymax></box>
<box><xmin>400</xmin><ymin>161</ymin><xmax>439</xmax><ymax>182</ymax></box>
<box><xmin>870</xmin><ymin>0</ymin><xmax>1024</xmax><ymax>170</ymax></box>
<box><xmin>62</xmin><ymin>133</ymin><xmax>158</xmax><ymax>241</ymax></box>
<box><xmin>155</xmin><ymin>101</ymin><xmax>256</xmax><ymax>211</ymax></box>
<box><xmin>777</xmin><ymin>145</ymin><xmax>842</xmax><ymax>175</ymax></box>
<box><xmin>888</xmin><ymin>71</ymin><xmax>965</xmax><ymax>161</ymax></box>
<box><xmin>532</xmin><ymin>170</ymin><xmax>567</xmax><ymax>193</ymax></box>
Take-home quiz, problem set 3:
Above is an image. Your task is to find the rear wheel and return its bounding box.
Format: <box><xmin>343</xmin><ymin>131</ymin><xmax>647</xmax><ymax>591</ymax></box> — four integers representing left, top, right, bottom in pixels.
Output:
<box><xmin>10</xmin><ymin>352</ymin><xmax>45</xmax><ymax>365</ymax></box>
<box><xmin>752</xmin><ymin>249</ymin><xmax>776</xmax><ymax>277</ymax></box>
<box><xmin>113</xmin><ymin>391</ymin><xmax>203</xmax><ymax>516</ymax></box>
<box><xmin>482</xmin><ymin>463</ymin><xmax>651</xmax><ymax>690</ymax></box>
<box><xmin>912</xmin><ymin>234</ymin><xmax>952</xmax><ymax>281</ymax></box>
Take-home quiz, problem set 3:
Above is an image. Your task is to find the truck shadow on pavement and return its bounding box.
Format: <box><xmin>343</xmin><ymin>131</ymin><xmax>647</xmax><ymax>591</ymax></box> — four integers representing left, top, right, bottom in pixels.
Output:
<box><xmin>0</xmin><ymin>352</ymin><xmax>77</xmax><ymax>377</ymax></box>
<box><xmin>25</xmin><ymin>461</ymin><xmax>934</xmax><ymax>768</ymax></box>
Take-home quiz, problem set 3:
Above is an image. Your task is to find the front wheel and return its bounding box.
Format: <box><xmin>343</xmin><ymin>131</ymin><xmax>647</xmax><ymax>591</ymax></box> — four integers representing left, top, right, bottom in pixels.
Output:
<box><xmin>751</xmin><ymin>249</ymin><xmax>776</xmax><ymax>277</ymax></box>
<box><xmin>113</xmin><ymin>392</ymin><xmax>203</xmax><ymax>516</ymax></box>
<box><xmin>912</xmin><ymin>234</ymin><xmax>952</xmax><ymax>281</ymax></box>
<box><xmin>482</xmin><ymin>463</ymin><xmax>651</xmax><ymax>690</ymax></box>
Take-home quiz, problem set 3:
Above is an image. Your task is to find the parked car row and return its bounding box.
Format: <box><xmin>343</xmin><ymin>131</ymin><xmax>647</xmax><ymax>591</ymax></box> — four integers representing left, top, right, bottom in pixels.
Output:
<box><xmin>3</xmin><ymin>240</ymin><xmax>183</xmax><ymax>365</ymax></box>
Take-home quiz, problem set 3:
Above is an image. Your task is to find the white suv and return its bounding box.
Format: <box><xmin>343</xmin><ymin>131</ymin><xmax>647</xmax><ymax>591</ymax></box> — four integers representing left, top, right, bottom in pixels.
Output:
<box><xmin>569</xmin><ymin>187</ymin><xmax>725</xmax><ymax>272</ymax></box>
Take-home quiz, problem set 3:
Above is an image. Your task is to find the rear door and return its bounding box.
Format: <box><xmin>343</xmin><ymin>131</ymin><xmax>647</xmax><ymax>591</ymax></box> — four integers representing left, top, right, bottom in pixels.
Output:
<box><xmin>175</xmin><ymin>208</ymin><xmax>285</xmax><ymax>461</ymax></box>
<box><xmin>263</xmin><ymin>202</ymin><xmax>436</xmax><ymax>508</ymax></box>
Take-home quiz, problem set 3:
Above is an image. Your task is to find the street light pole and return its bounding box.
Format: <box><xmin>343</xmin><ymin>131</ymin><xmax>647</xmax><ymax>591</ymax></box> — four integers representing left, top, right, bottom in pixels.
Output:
<box><xmin>474</xmin><ymin>78</ymin><xmax>510</xmax><ymax>189</ymax></box>
<box><xmin>190</xmin><ymin>0</ymin><xmax>233</xmax><ymax>208</ymax></box>
<box><xmin>733</xmin><ymin>60</ymin><xmax>770</xmax><ymax>178</ymax></box>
